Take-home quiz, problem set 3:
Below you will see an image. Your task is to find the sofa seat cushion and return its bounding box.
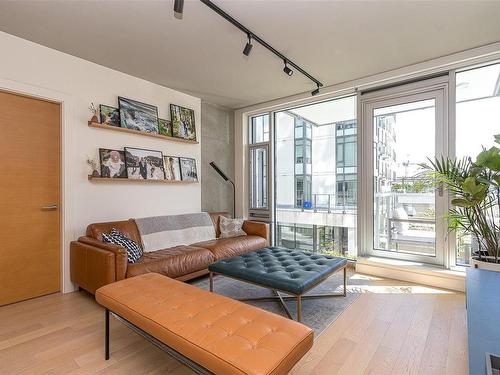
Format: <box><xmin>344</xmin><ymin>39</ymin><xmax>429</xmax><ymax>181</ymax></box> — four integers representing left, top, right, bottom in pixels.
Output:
<box><xmin>96</xmin><ymin>273</ymin><xmax>313</xmax><ymax>375</ymax></box>
<box><xmin>126</xmin><ymin>246</ymin><xmax>214</xmax><ymax>279</ymax></box>
<box><xmin>193</xmin><ymin>235</ymin><xmax>267</xmax><ymax>260</ymax></box>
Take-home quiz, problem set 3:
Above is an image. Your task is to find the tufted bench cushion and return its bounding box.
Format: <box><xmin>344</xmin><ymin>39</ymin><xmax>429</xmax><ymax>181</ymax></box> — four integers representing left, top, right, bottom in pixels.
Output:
<box><xmin>209</xmin><ymin>247</ymin><xmax>347</xmax><ymax>295</ymax></box>
<box><xmin>95</xmin><ymin>273</ymin><xmax>313</xmax><ymax>375</ymax></box>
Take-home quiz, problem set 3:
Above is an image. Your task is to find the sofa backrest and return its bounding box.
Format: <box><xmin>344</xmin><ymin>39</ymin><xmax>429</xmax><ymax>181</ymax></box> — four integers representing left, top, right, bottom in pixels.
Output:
<box><xmin>135</xmin><ymin>212</ymin><xmax>217</xmax><ymax>252</ymax></box>
<box><xmin>85</xmin><ymin>212</ymin><xmax>229</xmax><ymax>252</ymax></box>
<box><xmin>86</xmin><ymin>219</ymin><xmax>143</xmax><ymax>248</ymax></box>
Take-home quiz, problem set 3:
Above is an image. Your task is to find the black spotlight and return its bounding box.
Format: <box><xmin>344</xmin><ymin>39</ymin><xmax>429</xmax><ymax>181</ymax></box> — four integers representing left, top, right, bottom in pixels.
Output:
<box><xmin>283</xmin><ymin>60</ymin><xmax>293</xmax><ymax>76</ymax></box>
<box><xmin>243</xmin><ymin>34</ymin><xmax>253</xmax><ymax>56</ymax></box>
<box><xmin>311</xmin><ymin>84</ymin><xmax>320</xmax><ymax>96</ymax></box>
<box><xmin>174</xmin><ymin>0</ymin><xmax>184</xmax><ymax>19</ymax></box>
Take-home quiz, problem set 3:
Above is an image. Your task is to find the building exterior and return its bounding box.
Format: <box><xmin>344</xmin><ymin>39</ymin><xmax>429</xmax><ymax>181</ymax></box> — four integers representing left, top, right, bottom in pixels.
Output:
<box><xmin>274</xmin><ymin>111</ymin><xmax>360</xmax><ymax>257</ymax></box>
<box><xmin>273</xmin><ymin>109</ymin><xmax>407</xmax><ymax>259</ymax></box>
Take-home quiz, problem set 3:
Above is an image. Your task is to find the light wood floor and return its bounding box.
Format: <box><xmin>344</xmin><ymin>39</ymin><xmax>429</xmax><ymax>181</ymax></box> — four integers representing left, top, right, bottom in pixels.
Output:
<box><xmin>0</xmin><ymin>273</ymin><xmax>467</xmax><ymax>375</ymax></box>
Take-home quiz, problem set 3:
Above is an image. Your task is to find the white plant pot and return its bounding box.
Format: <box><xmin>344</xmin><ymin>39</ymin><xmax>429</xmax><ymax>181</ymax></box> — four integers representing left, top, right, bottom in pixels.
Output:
<box><xmin>471</xmin><ymin>256</ymin><xmax>500</xmax><ymax>272</ymax></box>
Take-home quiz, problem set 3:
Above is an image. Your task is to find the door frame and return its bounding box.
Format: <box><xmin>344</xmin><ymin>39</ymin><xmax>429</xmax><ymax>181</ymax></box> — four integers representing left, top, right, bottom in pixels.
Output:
<box><xmin>0</xmin><ymin>77</ymin><xmax>72</xmax><ymax>293</ymax></box>
<box><xmin>248</xmin><ymin>142</ymin><xmax>271</xmax><ymax>218</ymax></box>
<box><xmin>358</xmin><ymin>76</ymin><xmax>451</xmax><ymax>266</ymax></box>
<box><xmin>246</xmin><ymin>113</ymin><xmax>274</xmax><ymax>245</ymax></box>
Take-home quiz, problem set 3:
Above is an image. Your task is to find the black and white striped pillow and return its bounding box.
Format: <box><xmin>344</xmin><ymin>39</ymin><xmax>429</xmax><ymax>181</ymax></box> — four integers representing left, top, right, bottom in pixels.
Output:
<box><xmin>102</xmin><ymin>228</ymin><xmax>143</xmax><ymax>263</ymax></box>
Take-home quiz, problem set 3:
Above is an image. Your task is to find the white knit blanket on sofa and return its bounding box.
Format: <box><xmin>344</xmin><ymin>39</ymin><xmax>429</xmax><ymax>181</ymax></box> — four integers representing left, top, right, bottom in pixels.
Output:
<box><xmin>135</xmin><ymin>213</ymin><xmax>216</xmax><ymax>252</ymax></box>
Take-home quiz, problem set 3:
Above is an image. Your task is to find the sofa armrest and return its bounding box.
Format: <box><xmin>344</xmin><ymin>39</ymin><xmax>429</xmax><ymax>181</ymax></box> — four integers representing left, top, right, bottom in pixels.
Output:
<box><xmin>70</xmin><ymin>241</ymin><xmax>116</xmax><ymax>294</ymax></box>
<box><xmin>77</xmin><ymin>236</ymin><xmax>128</xmax><ymax>282</ymax></box>
<box><xmin>242</xmin><ymin>221</ymin><xmax>269</xmax><ymax>244</ymax></box>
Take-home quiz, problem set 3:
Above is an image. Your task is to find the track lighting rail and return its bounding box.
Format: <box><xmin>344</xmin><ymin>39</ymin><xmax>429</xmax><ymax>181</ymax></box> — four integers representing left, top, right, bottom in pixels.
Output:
<box><xmin>198</xmin><ymin>0</ymin><xmax>323</xmax><ymax>92</ymax></box>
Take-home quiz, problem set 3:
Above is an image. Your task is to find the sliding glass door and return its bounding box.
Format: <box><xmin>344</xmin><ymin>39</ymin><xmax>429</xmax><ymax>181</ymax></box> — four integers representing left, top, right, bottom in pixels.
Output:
<box><xmin>361</xmin><ymin>78</ymin><xmax>448</xmax><ymax>265</ymax></box>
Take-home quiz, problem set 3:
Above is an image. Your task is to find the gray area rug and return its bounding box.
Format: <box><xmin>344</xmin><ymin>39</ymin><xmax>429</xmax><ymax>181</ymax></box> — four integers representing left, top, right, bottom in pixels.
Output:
<box><xmin>191</xmin><ymin>270</ymin><xmax>360</xmax><ymax>337</ymax></box>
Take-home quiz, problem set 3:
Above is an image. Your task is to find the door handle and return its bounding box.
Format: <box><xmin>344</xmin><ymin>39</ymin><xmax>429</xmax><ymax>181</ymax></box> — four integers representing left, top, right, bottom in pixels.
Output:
<box><xmin>41</xmin><ymin>204</ymin><xmax>58</xmax><ymax>211</ymax></box>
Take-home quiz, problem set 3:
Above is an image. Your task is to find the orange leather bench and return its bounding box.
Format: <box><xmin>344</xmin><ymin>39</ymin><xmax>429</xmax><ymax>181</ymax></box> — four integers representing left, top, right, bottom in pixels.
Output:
<box><xmin>95</xmin><ymin>273</ymin><xmax>313</xmax><ymax>375</ymax></box>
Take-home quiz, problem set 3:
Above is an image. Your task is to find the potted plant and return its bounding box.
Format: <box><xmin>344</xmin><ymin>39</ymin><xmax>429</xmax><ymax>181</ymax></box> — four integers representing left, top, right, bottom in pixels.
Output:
<box><xmin>423</xmin><ymin>134</ymin><xmax>500</xmax><ymax>271</ymax></box>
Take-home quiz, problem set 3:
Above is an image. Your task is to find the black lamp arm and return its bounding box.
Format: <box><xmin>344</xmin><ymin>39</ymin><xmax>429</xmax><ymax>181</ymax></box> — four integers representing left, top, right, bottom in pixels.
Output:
<box><xmin>209</xmin><ymin>161</ymin><xmax>236</xmax><ymax>218</ymax></box>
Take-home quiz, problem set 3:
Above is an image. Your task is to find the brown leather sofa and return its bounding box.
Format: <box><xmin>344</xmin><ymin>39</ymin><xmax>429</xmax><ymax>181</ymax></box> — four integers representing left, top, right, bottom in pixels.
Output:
<box><xmin>70</xmin><ymin>212</ymin><xmax>269</xmax><ymax>294</ymax></box>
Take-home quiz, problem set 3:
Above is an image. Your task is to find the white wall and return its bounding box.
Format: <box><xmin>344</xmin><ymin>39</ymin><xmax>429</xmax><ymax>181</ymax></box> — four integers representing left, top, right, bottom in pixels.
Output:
<box><xmin>0</xmin><ymin>32</ymin><xmax>202</xmax><ymax>292</ymax></box>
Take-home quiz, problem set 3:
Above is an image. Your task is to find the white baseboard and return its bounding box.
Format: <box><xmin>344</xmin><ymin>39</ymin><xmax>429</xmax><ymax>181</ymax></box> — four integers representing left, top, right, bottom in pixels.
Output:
<box><xmin>356</xmin><ymin>257</ymin><xmax>465</xmax><ymax>292</ymax></box>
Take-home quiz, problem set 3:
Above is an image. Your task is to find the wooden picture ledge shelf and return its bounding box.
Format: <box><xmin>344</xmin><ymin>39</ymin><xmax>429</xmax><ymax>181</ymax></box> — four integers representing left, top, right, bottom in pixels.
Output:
<box><xmin>88</xmin><ymin>176</ymin><xmax>197</xmax><ymax>184</ymax></box>
<box><xmin>88</xmin><ymin>122</ymin><xmax>199</xmax><ymax>144</ymax></box>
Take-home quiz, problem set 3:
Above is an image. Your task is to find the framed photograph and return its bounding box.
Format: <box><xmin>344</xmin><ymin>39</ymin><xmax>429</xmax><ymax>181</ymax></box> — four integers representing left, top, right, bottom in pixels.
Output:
<box><xmin>158</xmin><ymin>118</ymin><xmax>173</xmax><ymax>137</ymax></box>
<box><xmin>179</xmin><ymin>157</ymin><xmax>198</xmax><ymax>182</ymax></box>
<box><xmin>119</xmin><ymin>97</ymin><xmax>159</xmax><ymax>133</ymax></box>
<box><xmin>124</xmin><ymin>147</ymin><xmax>165</xmax><ymax>180</ymax></box>
<box><xmin>99</xmin><ymin>105</ymin><xmax>120</xmax><ymax>127</ymax></box>
<box><xmin>163</xmin><ymin>156</ymin><xmax>181</xmax><ymax>181</ymax></box>
<box><xmin>99</xmin><ymin>149</ymin><xmax>127</xmax><ymax>178</ymax></box>
<box><xmin>170</xmin><ymin>104</ymin><xmax>196</xmax><ymax>141</ymax></box>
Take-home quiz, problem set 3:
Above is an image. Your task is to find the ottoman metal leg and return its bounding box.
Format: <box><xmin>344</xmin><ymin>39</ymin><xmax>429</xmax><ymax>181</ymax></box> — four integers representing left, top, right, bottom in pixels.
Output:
<box><xmin>296</xmin><ymin>295</ymin><xmax>302</xmax><ymax>323</ymax></box>
<box><xmin>343</xmin><ymin>266</ymin><xmax>347</xmax><ymax>297</ymax></box>
<box><xmin>210</xmin><ymin>265</ymin><xmax>348</xmax><ymax>322</ymax></box>
<box><xmin>274</xmin><ymin>290</ymin><xmax>293</xmax><ymax>320</ymax></box>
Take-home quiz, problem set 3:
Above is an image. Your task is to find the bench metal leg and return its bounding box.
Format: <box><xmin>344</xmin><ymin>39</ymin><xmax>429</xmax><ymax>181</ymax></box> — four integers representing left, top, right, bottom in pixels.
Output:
<box><xmin>111</xmin><ymin>311</ymin><xmax>213</xmax><ymax>374</ymax></box>
<box><xmin>209</xmin><ymin>272</ymin><xmax>214</xmax><ymax>292</ymax></box>
<box><xmin>105</xmin><ymin>308</ymin><xmax>110</xmax><ymax>360</ymax></box>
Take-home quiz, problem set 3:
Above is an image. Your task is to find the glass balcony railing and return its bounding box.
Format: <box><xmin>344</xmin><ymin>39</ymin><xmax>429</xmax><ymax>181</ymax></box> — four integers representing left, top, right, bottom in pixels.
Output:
<box><xmin>276</xmin><ymin>192</ymin><xmax>357</xmax><ymax>212</ymax></box>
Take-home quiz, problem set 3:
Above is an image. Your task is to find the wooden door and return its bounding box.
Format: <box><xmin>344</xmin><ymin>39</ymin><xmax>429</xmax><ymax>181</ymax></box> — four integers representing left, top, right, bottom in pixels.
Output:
<box><xmin>0</xmin><ymin>91</ymin><xmax>61</xmax><ymax>306</ymax></box>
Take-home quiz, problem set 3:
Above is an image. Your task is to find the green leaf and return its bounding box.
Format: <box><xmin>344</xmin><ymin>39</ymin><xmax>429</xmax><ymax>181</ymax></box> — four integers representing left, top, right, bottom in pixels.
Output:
<box><xmin>451</xmin><ymin>198</ymin><xmax>475</xmax><ymax>207</ymax></box>
<box><xmin>462</xmin><ymin>176</ymin><xmax>488</xmax><ymax>197</ymax></box>
<box><xmin>495</xmin><ymin>134</ymin><xmax>500</xmax><ymax>145</ymax></box>
<box><xmin>462</xmin><ymin>177</ymin><xmax>475</xmax><ymax>194</ymax></box>
<box><xmin>494</xmin><ymin>175</ymin><xmax>500</xmax><ymax>186</ymax></box>
<box><xmin>469</xmin><ymin>165</ymin><xmax>482</xmax><ymax>177</ymax></box>
<box><xmin>476</xmin><ymin>146</ymin><xmax>500</xmax><ymax>171</ymax></box>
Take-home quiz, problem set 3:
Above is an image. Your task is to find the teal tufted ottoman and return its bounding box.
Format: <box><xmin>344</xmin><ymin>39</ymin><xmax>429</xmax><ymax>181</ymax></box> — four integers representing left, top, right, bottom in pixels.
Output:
<box><xmin>208</xmin><ymin>247</ymin><xmax>348</xmax><ymax>322</ymax></box>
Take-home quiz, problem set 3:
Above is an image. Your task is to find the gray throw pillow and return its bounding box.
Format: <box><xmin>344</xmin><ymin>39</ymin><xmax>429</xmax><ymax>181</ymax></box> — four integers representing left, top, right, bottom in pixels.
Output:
<box><xmin>219</xmin><ymin>216</ymin><xmax>247</xmax><ymax>239</ymax></box>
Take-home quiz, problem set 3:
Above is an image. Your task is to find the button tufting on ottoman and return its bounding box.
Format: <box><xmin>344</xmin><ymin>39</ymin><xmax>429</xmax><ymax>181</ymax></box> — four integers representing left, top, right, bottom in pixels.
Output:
<box><xmin>208</xmin><ymin>247</ymin><xmax>348</xmax><ymax>322</ymax></box>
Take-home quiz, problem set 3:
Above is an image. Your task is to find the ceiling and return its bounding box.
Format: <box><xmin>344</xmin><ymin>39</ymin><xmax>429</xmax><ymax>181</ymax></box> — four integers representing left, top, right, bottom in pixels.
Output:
<box><xmin>1</xmin><ymin>1</ymin><xmax>500</xmax><ymax>109</ymax></box>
